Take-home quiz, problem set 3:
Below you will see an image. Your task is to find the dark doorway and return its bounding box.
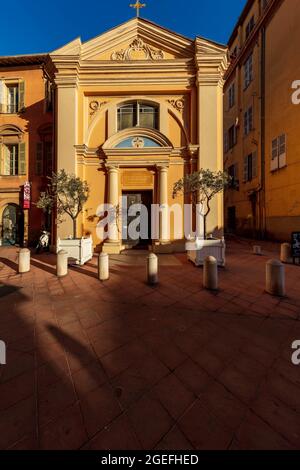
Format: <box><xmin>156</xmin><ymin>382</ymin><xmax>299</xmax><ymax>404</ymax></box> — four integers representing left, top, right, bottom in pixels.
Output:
<box><xmin>122</xmin><ymin>191</ymin><xmax>152</xmax><ymax>248</ymax></box>
<box><xmin>227</xmin><ymin>206</ymin><xmax>236</xmax><ymax>233</ymax></box>
<box><xmin>2</xmin><ymin>204</ymin><xmax>24</xmax><ymax>246</ymax></box>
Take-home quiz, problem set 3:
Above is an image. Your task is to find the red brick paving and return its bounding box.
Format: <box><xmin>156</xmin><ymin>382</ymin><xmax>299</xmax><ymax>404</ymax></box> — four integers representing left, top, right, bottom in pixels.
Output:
<box><xmin>0</xmin><ymin>239</ymin><xmax>300</xmax><ymax>450</ymax></box>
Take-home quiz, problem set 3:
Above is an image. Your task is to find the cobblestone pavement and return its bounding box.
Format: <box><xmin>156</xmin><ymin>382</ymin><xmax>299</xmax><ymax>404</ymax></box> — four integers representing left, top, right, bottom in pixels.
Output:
<box><xmin>0</xmin><ymin>239</ymin><xmax>299</xmax><ymax>450</ymax></box>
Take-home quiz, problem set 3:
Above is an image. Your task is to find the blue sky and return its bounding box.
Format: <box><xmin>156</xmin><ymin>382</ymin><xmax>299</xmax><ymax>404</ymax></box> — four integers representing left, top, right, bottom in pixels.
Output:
<box><xmin>0</xmin><ymin>0</ymin><xmax>246</xmax><ymax>56</ymax></box>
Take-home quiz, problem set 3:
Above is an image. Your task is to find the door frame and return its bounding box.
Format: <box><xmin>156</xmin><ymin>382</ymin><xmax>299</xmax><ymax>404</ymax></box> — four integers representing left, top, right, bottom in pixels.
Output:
<box><xmin>1</xmin><ymin>203</ymin><xmax>24</xmax><ymax>246</ymax></box>
<box><xmin>122</xmin><ymin>190</ymin><xmax>153</xmax><ymax>247</ymax></box>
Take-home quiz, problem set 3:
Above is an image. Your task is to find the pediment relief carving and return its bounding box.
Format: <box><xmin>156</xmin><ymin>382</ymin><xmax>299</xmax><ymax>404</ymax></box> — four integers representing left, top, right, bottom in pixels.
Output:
<box><xmin>111</xmin><ymin>38</ymin><xmax>165</xmax><ymax>61</ymax></box>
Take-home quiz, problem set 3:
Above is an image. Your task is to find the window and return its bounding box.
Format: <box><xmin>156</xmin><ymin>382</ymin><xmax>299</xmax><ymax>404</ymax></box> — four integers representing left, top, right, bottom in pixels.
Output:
<box><xmin>224</xmin><ymin>125</ymin><xmax>237</xmax><ymax>153</ymax></box>
<box><xmin>0</xmin><ymin>80</ymin><xmax>25</xmax><ymax>114</ymax></box>
<box><xmin>45</xmin><ymin>142</ymin><xmax>53</xmax><ymax>175</ymax></box>
<box><xmin>45</xmin><ymin>80</ymin><xmax>53</xmax><ymax>112</ymax></box>
<box><xmin>117</xmin><ymin>102</ymin><xmax>159</xmax><ymax>131</ymax></box>
<box><xmin>228</xmin><ymin>163</ymin><xmax>239</xmax><ymax>190</ymax></box>
<box><xmin>244</xmin><ymin>54</ymin><xmax>253</xmax><ymax>89</ymax></box>
<box><xmin>228</xmin><ymin>83</ymin><xmax>235</xmax><ymax>109</ymax></box>
<box><xmin>244</xmin><ymin>106</ymin><xmax>253</xmax><ymax>135</ymax></box>
<box><xmin>230</xmin><ymin>46</ymin><xmax>238</xmax><ymax>61</ymax></box>
<box><xmin>243</xmin><ymin>151</ymin><xmax>257</xmax><ymax>182</ymax></box>
<box><xmin>7</xmin><ymin>85</ymin><xmax>19</xmax><ymax>114</ymax></box>
<box><xmin>228</xmin><ymin>125</ymin><xmax>237</xmax><ymax>149</ymax></box>
<box><xmin>246</xmin><ymin>16</ymin><xmax>255</xmax><ymax>40</ymax></box>
<box><xmin>36</xmin><ymin>141</ymin><xmax>53</xmax><ymax>176</ymax></box>
<box><xmin>6</xmin><ymin>144</ymin><xmax>18</xmax><ymax>175</ymax></box>
<box><xmin>1</xmin><ymin>143</ymin><xmax>26</xmax><ymax>176</ymax></box>
<box><xmin>271</xmin><ymin>134</ymin><xmax>286</xmax><ymax>171</ymax></box>
<box><xmin>262</xmin><ymin>0</ymin><xmax>269</xmax><ymax>10</ymax></box>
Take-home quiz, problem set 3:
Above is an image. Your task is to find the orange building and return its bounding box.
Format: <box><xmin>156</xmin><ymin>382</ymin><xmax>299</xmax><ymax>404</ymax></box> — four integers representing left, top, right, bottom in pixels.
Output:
<box><xmin>0</xmin><ymin>55</ymin><xmax>53</xmax><ymax>246</ymax></box>
<box><xmin>224</xmin><ymin>0</ymin><xmax>300</xmax><ymax>241</ymax></box>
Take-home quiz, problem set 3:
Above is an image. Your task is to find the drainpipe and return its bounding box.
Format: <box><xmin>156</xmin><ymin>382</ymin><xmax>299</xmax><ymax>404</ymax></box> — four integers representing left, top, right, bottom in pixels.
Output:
<box><xmin>259</xmin><ymin>26</ymin><xmax>266</xmax><ymax>239</ymax></box>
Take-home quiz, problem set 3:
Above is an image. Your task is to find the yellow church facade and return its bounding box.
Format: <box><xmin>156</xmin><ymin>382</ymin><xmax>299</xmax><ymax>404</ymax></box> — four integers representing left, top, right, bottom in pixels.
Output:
<box><xmin>45</xmin><ymin>18</ymin><xmax>227</xmax><ymax>253</ymax></box>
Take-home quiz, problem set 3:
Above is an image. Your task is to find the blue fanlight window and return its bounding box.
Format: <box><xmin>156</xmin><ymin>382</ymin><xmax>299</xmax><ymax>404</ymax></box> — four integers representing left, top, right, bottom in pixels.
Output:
<box><xmin>115</xmin><ymin>137</ymin><xmax>161</xmax><ymax>148</ymax></box>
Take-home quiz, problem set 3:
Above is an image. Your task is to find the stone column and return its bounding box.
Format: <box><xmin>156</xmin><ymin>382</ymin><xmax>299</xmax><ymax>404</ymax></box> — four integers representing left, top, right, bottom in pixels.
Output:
<box><xmin>107</xmin><ymin>166</ymin><xmax>119</xmax><ymax>242</ymax></box>
<box><xmin>158</xmin><ymin>165</ymin><xmax>169</xmax><ymax>243</ymax></box>
<box><xmin>103</xmin><ymin>165</ymin><xmax>121</xmax><ymax>254</ymax></box>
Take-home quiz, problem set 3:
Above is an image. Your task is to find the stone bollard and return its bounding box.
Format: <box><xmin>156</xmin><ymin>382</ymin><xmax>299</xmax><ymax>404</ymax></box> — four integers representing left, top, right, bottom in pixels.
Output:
<box><xmin>253</xmin><ymin>245</ymin><xmax>262</xmax><ymax>256</ymax></box>
<box><xmin>98</xmin><ymin>253</ymin><xmax>109</xmax><ymax>281</ymax></box>
<box><xmin>203</xmin><ymin>256</ymin><xmax>218</xmax><ymax>291</ymax></box>
<box><xmin>280</xmin><ymin>243</ymin><xmax>291</xmax><ymax>264</ymax></box>
<box><xmin>266</xmin><ymin>259</ymin><xmax>285</xmax><ymax>297</ymax></box>
<box><xmin>56</xmin><ymin>250</ymin><xmax>68</xmax><ymax>278</ymax></box>
<box><xmin>18</xmin><ymin>248</ymin><xmax>30</xmax><ymax>274</ymax></box>
<box><xmin>147</xmin><ymin>253</ymin><xmax>158</xmax><ymax>285</ymax></box>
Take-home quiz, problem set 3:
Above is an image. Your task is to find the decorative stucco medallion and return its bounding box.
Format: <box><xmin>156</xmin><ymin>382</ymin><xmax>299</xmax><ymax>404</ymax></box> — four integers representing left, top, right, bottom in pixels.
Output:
<box><xmin>167</xmin><ymin>98</ymin><xmax>185</xmax><ymax>113</ymax></box>
<box><xmin>111</xmin><ymin>38</ymin><xmax>164</xmax><ymax>61</ymax></box>
<box><xmin>132</xmin><ymin>137</ymin><xmax>145</xmax><ymax>148</ymax></box>
<box><xmin>89</xmin><ymin>100</ymin><xmax>108</xmax><ymax>116</ymax></box>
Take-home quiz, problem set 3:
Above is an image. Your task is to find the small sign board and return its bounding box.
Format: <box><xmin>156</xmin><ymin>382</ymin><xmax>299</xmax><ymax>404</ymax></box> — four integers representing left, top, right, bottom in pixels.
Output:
<box><xmin>291</xmin><ymin>232</ymin><xmax>300</xmax><ymax>262</ymax></box>
<box><xmin>23</xmin><ymin>182</ymin><xmax>31</xmax><ymax>210</ymax></box>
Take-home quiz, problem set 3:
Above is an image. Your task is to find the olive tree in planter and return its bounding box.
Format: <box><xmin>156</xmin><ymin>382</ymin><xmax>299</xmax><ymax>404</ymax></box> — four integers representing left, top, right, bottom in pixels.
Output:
<box><xmin>173</xmin><ymin>169</ymin><xmax>231</xmax><ymax>266</ymax></box>
<box><xmin>36</xmin><ymin>170</ymin><xmax>93</xmax><ymax>265</ymax></box>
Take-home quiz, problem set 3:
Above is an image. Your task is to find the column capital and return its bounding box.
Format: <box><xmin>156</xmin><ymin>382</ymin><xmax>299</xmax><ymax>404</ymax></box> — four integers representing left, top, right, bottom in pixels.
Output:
<box><xmin>105</xmin><ymin>164</ymin><xmax>119</xmax><ymax>173</ymax></box>
<box><xmin>156</xmin><ymin>164</ymin><xmax>169</xmax><ymax>172</ymax></box>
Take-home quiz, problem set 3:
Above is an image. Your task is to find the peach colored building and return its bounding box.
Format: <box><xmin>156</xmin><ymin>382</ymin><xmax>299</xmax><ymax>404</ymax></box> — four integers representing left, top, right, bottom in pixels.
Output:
<box><xmin>224</xmin><ymin>0</ymin><xmax>300</xmax><ymax>241</ymax></box>
<box><xmin>45</xmin><ymin>17</ymin><xmax>227</xmax><ymax>253</ymax></box>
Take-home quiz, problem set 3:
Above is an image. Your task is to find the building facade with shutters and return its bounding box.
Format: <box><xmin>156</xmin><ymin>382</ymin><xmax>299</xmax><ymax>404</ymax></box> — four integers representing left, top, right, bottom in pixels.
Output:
<box><xmin>224</xmin><ymin>0</ymin><xmax>300</xmax><ymax>241</ymax></box>
<box><xmin>0</xmin><ymin>56</ymin><xmax>53</xmax><ymax>246</ymax></box>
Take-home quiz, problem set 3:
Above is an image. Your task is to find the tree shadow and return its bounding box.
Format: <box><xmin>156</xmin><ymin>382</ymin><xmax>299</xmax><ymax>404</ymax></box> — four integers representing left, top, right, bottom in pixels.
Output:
<box><xmin>0</xmin><ymin>257</ymin><xmax>18</xmax><ymax>272</ymax></box>
<box><xmin>30</xmin><ymin>258</ymin><xmax>56</xmax><ymax>276</ymax></box>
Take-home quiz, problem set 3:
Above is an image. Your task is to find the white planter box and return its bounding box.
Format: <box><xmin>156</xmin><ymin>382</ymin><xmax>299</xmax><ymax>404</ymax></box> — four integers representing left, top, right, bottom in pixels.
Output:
<box><xmin>187</xmin><ymin>238</ymin><xmax>226</xmax><ymax>267</ymax></box>
<box><xmin>57</xmin><ymin>236</ymin><xmax>93</xmax><ymax>266</ymax></box>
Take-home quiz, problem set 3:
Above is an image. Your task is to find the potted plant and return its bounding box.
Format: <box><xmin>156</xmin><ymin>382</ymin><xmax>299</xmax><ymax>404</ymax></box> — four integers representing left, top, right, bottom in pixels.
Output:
<box><xmin>173</xmin><ymin>169</ymin><xmax>231</xmax><ymax>266</ymax></box>
<box><xmin>36</xmin><ymin>170</ymin><xmax>93</xmax><ymax>265</ymax></box>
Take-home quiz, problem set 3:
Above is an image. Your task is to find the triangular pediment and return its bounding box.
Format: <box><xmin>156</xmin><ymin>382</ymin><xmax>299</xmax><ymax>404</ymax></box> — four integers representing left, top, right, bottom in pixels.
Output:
<box><xmin>79</xmin><ymin>18</ymin><xmax>194</xmax><ymax>61</ymax></box>
<box><xmin>52</xmin><ymin>37</ymin><xmax>82</xmax><ymax>55</ymax></box>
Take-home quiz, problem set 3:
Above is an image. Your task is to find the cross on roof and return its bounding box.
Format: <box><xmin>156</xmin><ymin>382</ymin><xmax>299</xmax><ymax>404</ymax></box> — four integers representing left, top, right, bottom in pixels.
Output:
<box><xmin>130</xmin><ymin>1</ymin><xmax>146</xmax><ymax>18</ymax></box>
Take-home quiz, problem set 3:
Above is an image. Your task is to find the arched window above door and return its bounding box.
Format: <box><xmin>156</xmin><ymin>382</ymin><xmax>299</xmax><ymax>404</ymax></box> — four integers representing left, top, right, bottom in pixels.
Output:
<box><xmin>117</xmin><ymin>102</ymin><xmax>159</xmax><ymax>131</ymax></box>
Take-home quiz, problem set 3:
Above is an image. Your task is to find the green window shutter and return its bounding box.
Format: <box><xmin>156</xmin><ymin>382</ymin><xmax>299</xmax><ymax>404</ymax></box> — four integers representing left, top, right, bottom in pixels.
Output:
<box><xmin>3</xmin><ymin>145</ymin><xmax>11</xmax><ymax>176</ymax></box>
<box><xmin>243</xmin><ymin>155</ymin><xmax>248</xmax><ymax>182</ymax></box>
<box><xmin>224</xmin><ymin>131</ymin><xmax>229</xmax><ymax>153</ymax></box>
<box><xmin>36</xmin><ymin>142</ymin><xmax>44</xmax><ymax>176</ymax></box>
<box><xmin>0</xmin><ymin>143</ymin><xmax>2</xmax><ymax>174</ymax></box>
<box><xmin>18</xmin><ymin>142</ymin><xmax>26</xmax><ymax>175</ymax></box>
<box><xmin>18</xmin><ymin>81</ymin><xmax>25</xmax><ymax>111</ymax></box>
<box><xmin>0</xmin><ymin>80</ymin><xmax>3</xmax><ymax>113</ymax></box>
<box><xmin>252</xmin><ymin>151</ymin><xmax>257</xmax><ymax>179</ymax></box>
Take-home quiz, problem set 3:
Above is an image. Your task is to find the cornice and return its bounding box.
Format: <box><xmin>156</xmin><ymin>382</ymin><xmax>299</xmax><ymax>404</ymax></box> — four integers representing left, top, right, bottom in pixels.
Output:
<box><xmin>103</xmin><ymin>156</ymin><xmax>171</xmax><ymax>168</ymax></box>
<box><xmin>196</xmin><ymin>54</ymin><xmax>228</xmax><ymax>87</ymax></box>
<box><xmin>78</xmin><ymin>77</ymin><xmax>195</xmax><ymax>87</ymax></box>
<box><xmin>224</xmin><ymin>0</ymin><xmax>283</xmax><ymax>82</ymax></box>
<box><xmin>75</xmin><ymin>144</ymin><xmax>189</xmax><ymax>160</ymax></box>
<box><xmin>101</xmin><ymin>148</ymin><xmax>173</xmax><ymax>161</ymax></box>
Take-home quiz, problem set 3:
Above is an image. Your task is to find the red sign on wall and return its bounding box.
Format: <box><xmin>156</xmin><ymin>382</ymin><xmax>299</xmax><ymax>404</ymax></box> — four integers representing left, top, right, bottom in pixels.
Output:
<box><xmin>23</xmin><ymin>182</ymin><xmax>31</xmax><ymax>209</ymax></box>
